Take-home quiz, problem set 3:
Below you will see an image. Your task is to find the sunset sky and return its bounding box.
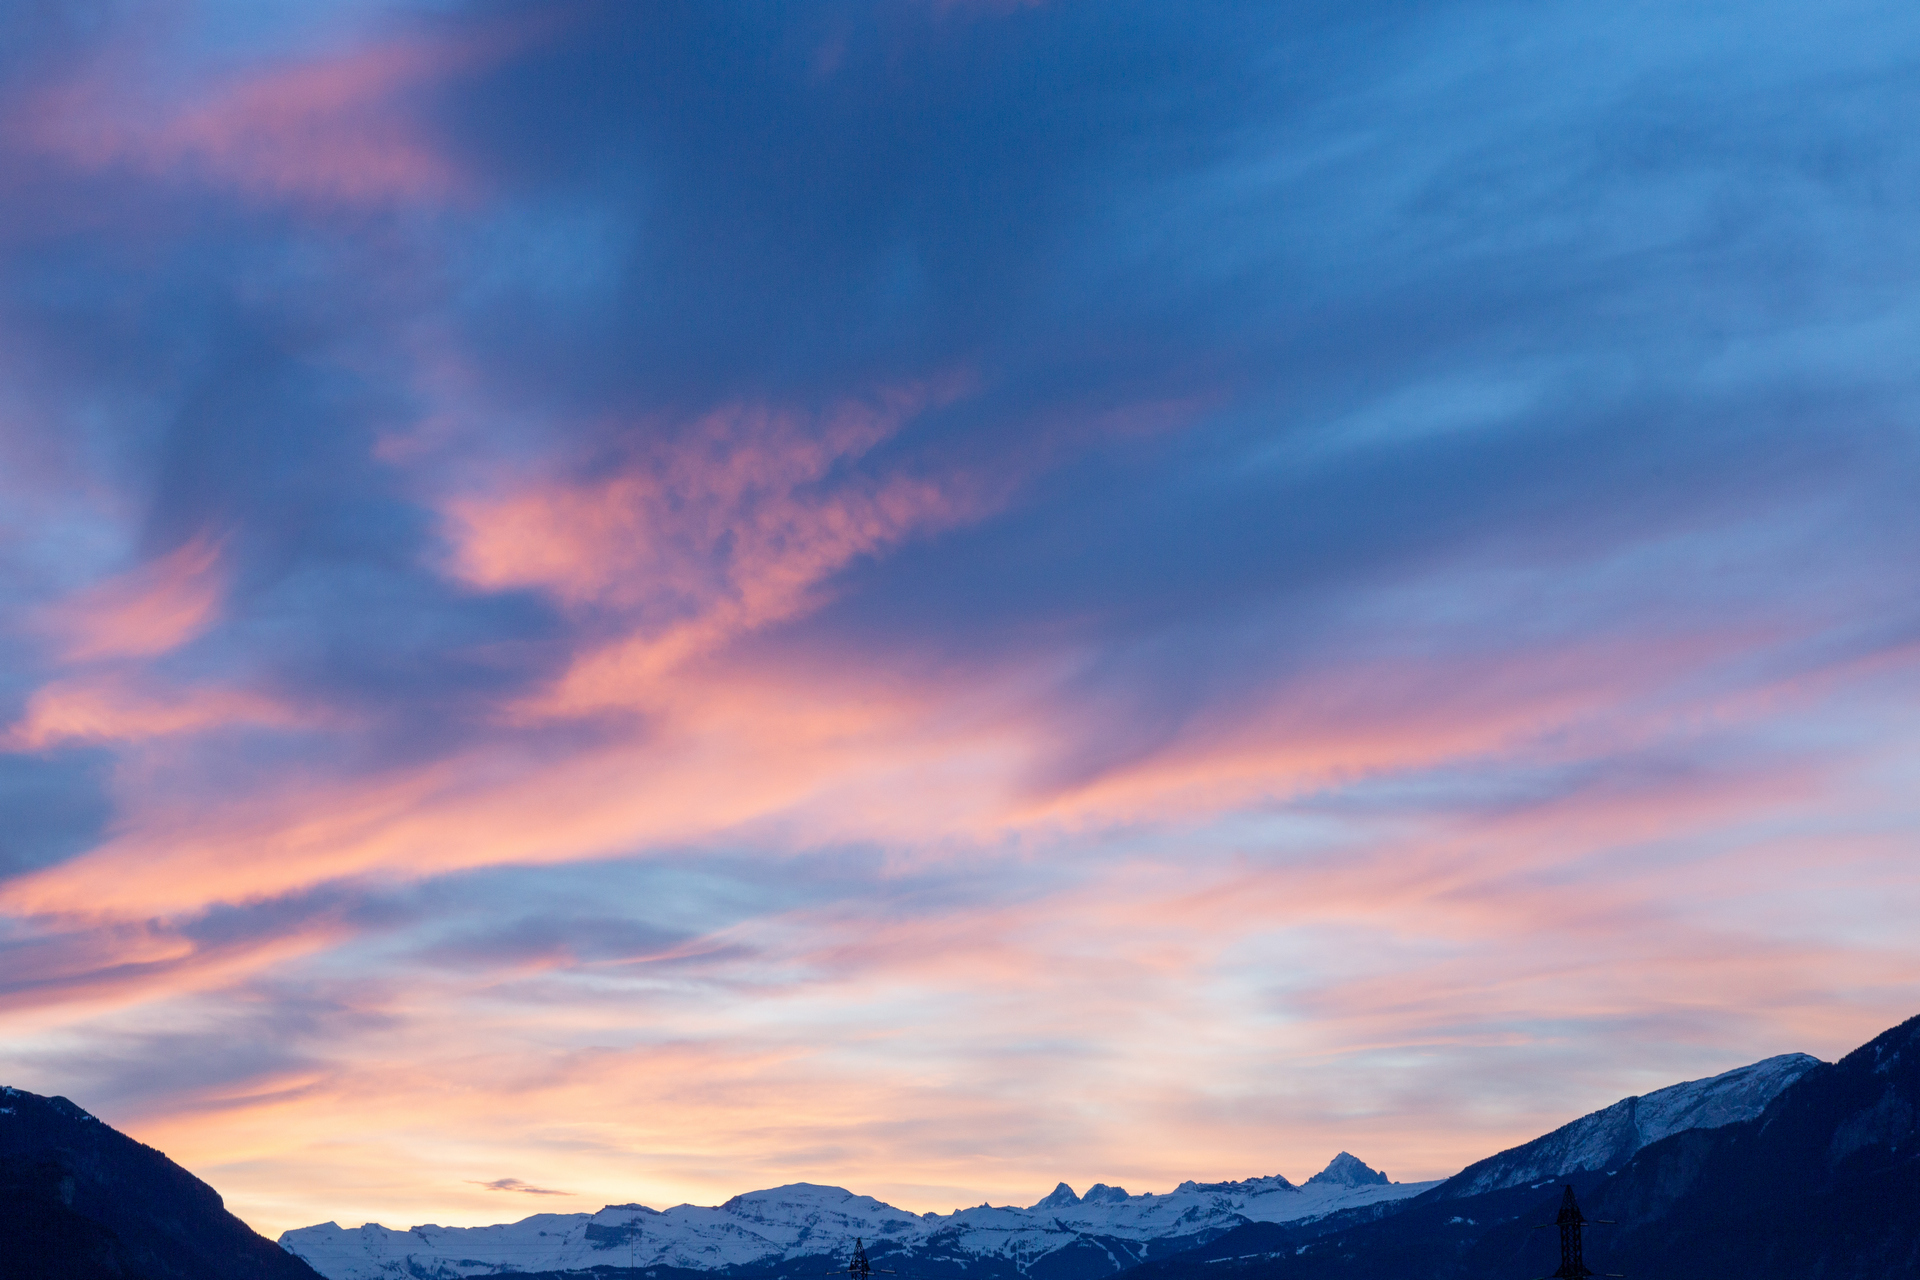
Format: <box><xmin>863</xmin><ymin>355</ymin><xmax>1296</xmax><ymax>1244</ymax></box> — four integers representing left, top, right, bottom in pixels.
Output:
<box><xmin>2</xmin><ymin>0</ymin><xmax>1918</xmax><ymax>1240</ymax></box>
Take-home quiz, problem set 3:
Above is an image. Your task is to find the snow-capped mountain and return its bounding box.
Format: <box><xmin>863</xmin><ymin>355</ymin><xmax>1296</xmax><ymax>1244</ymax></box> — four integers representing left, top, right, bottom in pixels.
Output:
<box><xmin>1300</xmin><ymin>1152</ymin><xmax>1386</xmax><ymax>1188</ymax></box>
<box><xmin>1131</xmin><ymin>1019</ymin><xmax>1917</xmax><ymax>1280</ymax></box>
<box><xmin>1435</xmin><ymin>1051</ymin><xmax>1819</xmax><ymax>1199</ymax></box>
<box><xmin>279</xmin><ymin>1051</ymin><xmax>1825</xmax><ymax>1280</ymax></box>
<box><xmin>281</xmin><ymin>1156</ymin><xmax>1429</xmax><ymax>1280</ymax></box>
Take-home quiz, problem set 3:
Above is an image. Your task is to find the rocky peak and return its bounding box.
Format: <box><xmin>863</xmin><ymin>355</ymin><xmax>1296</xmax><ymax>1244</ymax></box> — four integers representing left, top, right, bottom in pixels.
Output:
<box><xmin>1032</xmin><ymin>1182</ymin><xmax>1081</xmax><ymax>1209</ymax></box>
<box><xmin>1305</xmin><ymin>1152</ymin><xmax>1389</xmax><ymax>1187</ymax></box>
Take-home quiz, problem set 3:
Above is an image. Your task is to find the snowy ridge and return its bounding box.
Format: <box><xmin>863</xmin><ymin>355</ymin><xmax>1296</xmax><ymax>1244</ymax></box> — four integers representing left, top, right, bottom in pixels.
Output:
<box><xmin>282</xmin><ymin>1052</ymin><xmax>1825</xmax><ymax>1280</ymax></box>
<box><xmin>1437</xmin><ymin>1052</ymin><xmax>1821</xmax><ymax>1199</ymax></box>
<box><xmin>281</xmin><ymin>1158</ymin><xmax>1430</xmax><ymax>1280</ymax></box>
<box><xmin>1301</xmin><ymin>1152</ymin><xmax>1386</xmax><ymax>1188</ymax></box>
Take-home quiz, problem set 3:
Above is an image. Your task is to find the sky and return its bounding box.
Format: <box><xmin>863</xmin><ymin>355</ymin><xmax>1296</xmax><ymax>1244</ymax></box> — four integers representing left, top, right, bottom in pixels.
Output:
<box><xmin>1</xmin><ymin>0</ymin><xmax>1918</xmax><ymax>1241</ymax></box>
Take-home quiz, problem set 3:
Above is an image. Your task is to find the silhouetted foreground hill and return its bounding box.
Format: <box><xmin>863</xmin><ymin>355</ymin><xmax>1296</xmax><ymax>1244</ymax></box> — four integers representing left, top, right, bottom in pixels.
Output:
<box><xmin>1130</xmin><ymin>1013</ymin><xmax>1920</xmax><ymax>1280</ymax></box>
<box><xmin>0</xmin><ymin>1086</ymin><xmax>322</xmax><ymax>1280</ymax></box>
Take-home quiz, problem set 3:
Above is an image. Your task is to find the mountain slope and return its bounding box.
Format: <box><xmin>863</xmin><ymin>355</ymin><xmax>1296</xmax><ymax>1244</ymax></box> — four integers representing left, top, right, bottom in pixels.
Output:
<box><xmin>1594</xmin><ymin>1012</ymin><xmax>1920</xmax><ymax>1276</ymax></box>
<box><xmin>1435</xmin><ymin>1051</ymin><xmax>1819</xmax><ymax>1199</ymax></box>
<box><xmin>280</xmin><ymin>1157</ymin><xmax>1433</xmax><ymax>1280</ymax></box>
<box><xmin>0</xmin><ymin>1086</ymin><xmax>323</xmax><ymax>1280</ymax></box>
<box><xmin>1127</xmin><ymin>1014</ymin><xmax>1918</xmax><ymax>1280</ymax></box>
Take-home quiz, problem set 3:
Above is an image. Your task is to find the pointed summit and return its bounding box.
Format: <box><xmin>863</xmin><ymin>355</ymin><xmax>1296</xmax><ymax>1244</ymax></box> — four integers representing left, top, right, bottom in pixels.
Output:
<box><xmin>1304</xmin><ymin>1152</ymin><xmax>1389</xmax><ymax>1187</ymax></box>
<box><xmin>1032</xmin><ymin>1182</ymin><xmax>1080</xmax><ymax>1209</ymax></box>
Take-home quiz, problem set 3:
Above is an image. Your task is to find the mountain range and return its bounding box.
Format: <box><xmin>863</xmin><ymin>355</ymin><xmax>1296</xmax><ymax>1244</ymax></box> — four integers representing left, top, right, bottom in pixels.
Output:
<box><xmin>4</xmin><ymin>1017</ymin><xmax>1913</xmax><ymax>1280</ymax></box>
<box><xmin>281</xmin><ymin>1156</ymin><xmax>1430</xmax><ymax>1280</ymax></box>
<box><xmin>274</xmin><ymin>1050</ymin><xmax>1820</xmax><ymax>1280</ymax></box>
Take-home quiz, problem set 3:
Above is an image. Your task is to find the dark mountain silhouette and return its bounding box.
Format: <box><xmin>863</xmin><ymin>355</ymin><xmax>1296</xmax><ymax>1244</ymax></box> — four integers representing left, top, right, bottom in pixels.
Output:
<box><xmin>1127</xmin><ymin>1013</ymin><xmax>1920</xmax><ymax>1280</ymax></box>
<box><xmin>0</xmin><ymin>1086</ymin><xmax>322</xmax><ymax>1280</ymax></box>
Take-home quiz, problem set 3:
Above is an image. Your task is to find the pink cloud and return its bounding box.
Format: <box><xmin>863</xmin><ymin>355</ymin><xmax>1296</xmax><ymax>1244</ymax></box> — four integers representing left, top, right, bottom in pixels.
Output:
<box><xmin>75</xmin><ymin>796</ymin><xmax>1916</xmax><ymax>1238</ymax></box>
<box><xmin>444</xmin><ymin>382</ymin><xmax>990</xmax><ymax>719</ymax></box>
<box><xmin>3</xmin><ymin>675</ymin><xmax>299</xmax><ymax>751</ymax></box>
<box><xmin>0</xmin><ymin>664</ymin><xmax>1007</xmax><ymax>916</ymax></box>
<box><xmin>448</xmin><ymin>385</ymin><xmax>969</xmax><ymax>605</ymax></box>
<box><xmin>0</xmin><ymin>906</ymin><xmax>353</xmax><ymax>1018</ymax></box>
<box><xmin>34</xmin><ymin>534</ymin><xmax>225</xmax><ymax>662</ymax></box>
<box><xmin>1005</xmin><ymin>613</ymin><xmax>1829</xmax><ymax>829</ymax></box>
<box><xmin>4</xmin><ymin>700</ymin><xmax>1911</xmax><ymax>1236</ymax></box>
<box><xmin>11</xmin><ymin>22</ymin><xmax>536</xmax><ymax>208</ymax></box>
<box><xmin>4</xmin><ymin>402</ymin><xmax>1915</xmax><ymax>1242</ymax></box>
<box><xmin>0</xmin><ymin>554</ymin><xmax>1875</xmax><ymax>922</ymax></box>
